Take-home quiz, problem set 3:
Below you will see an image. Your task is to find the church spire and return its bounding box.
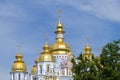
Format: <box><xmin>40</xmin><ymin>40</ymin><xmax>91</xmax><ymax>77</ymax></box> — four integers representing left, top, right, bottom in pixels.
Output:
<box><xmin>82</xmin><ymin>36</ymin><xmax>94</xmax><ymax>61</ymax></box>
<box><xmin>84</xmin><ymin>36</ymin><xmax>91</xmax><ymax>54</ymax></box>
<box><xmin>55</xmin><ymin>10</ymin><xmax>65</xmax><ymax>42</ymax></box>
<box><xmin>17</xmin><ymin>45</ymin><xmax>21</xmax><ymax>54</ymax></box>
<box><xmin>38</xmin><ymin>34</ymin><xmax>54</xmax><ymax>62</ymax></box>
<box><xmin>43</xmin><ymin>33</ymin><xmax>49</xmax><ymax>53</ymax></box>
<box><xmin>10</xmin><ymin>47</ymin><xmax>28</xmax><ymax>80</ymax></box>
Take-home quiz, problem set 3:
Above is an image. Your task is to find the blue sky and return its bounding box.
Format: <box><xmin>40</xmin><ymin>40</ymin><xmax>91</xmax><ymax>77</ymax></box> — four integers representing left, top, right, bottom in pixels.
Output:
<box><xmin>0</xmin><ymin>0</ymin><xmax>120</xmax><ymax>80</ymax></box>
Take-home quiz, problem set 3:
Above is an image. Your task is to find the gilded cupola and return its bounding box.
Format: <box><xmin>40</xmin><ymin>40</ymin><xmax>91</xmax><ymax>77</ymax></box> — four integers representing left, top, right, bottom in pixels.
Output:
<box><xmin>39</xmin><ymin>41</ymin><xmax>55</xmax><ymax>62</ymax></box>
<box><xmin>55</xmin><ymin>16</ymin><xmax>65</xmax><ymax>34</ymax></box>
<box><xmin>31</xmin><ymin>59</ymin><xmax>38</xmax><ymax>75</ymax></box>
<box><xmin>84</xmin><ymin>43</ymin><xmax>92</xmax><ymax>54</ymax></box>
<box><xmin>12</xmin><ymin>53</ymin><xmax>27</xmax><ymax>72</ymax></box>
<box><xmin>82</xmin><ymin>37</ymin><xmax>94</xmax><ymax>61</ymax></box>
<box><xmin>50</xmin><ymin>16</ymin><xmax>71</xmax><ymax>55</ymax></box>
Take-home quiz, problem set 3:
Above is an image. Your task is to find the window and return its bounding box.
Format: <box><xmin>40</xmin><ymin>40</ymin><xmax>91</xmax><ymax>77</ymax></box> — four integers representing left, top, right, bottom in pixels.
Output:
<box><xmin>40</xmin><ymin>65</ymin><xmax>42</xmax><ymax>73</ymax></box>
<box><xmin>47</xmin><ymin>64</ymin><xmax>49</xmax><ymax>72</ymax></box>
<box><xmin>13</xmin><ymin>74</ymin><xmax>15</xmax><ymax>80</ymax></box>
<box><xmin>19</xmin><ymin>74</ymin><xmax>20</xmax><ymax>80</ymax></box>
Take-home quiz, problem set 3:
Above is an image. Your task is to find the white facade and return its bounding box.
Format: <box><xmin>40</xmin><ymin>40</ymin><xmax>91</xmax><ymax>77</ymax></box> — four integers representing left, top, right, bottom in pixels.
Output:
<box><xmin>11</xmin><ymin>16</ymin><xmax>73</xmax><ymax>80</ymax></box>
<box><xmin>10</xmin><ymin>72</ymin><xmax>28</xmax><ymax>80</ymax></box>
<box><xmin>30</xmin><ymin>54</ymin><xmax>73</xmax><ymax>80</ymax></box>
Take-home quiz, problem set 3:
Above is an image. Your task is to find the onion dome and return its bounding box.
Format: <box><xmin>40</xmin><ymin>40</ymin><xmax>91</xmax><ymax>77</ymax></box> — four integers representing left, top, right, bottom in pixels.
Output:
<box><xmin>83</xmin><ymin>43</ymin><xmax>94</xmax><ymax>61</ymax></box>
<box><xmin>31</xmin><ymin>60</ymin><xmax>37</xmax><ymax>75</ymax></box>
<box><xmin>50</xmin><ymin>39</ymin><xmax>71</xmax><ymax>55</ymax></box>
<box><xmin>55</xmin><ymin>16</ymin><xmax>65</xmax><ymax>34</ymax></box>
<box><xmin>39</xmin><ymin>42</ymin><xmax>55</xmax><ymax>62</ymax></box>
<box><xmin>84</xmin><ymin>43</ymin><xmax>92</xmax><ymax>54</ymax></box>
<box><xmin>50</xmin><ymin>16</ymin><xmax>71</xmax><ymax>55</ymax></box>
<box><xmin>12</xmin><ymin>53</ymin><xmax>26</xmax><ymax>72</ymax></box>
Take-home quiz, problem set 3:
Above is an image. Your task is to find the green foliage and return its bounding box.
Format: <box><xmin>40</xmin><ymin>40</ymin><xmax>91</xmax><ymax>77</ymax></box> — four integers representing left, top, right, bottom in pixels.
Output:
<box><xmin>99</xmin><ymin>40</ymin><xmax>120</xmax><ymax>80</ymax></box>
<box><xmin>72</xmin><ymin>53</ymin><xmax>98</xmax><ymax>80</ymax></box>
<box><xmin>72</xmin><ymin>40</ymin><xmax>120</xmax><ymax>80</ymax></box>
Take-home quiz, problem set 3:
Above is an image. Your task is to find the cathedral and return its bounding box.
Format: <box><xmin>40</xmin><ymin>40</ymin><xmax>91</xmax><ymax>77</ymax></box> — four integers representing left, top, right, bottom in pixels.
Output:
<box><xmin>10</xmin><ymin>16</ymin><xmax>94</xmax><ymax>80</ymax></box>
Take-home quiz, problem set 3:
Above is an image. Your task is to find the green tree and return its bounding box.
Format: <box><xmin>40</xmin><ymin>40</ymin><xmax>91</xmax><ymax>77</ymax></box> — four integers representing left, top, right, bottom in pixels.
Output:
<box><xmin>99</xmin><ymin>40</ymin><xmax>120</xmax><ymax>80</ymax></box>
<box><xmin>72</xmin><ymin>40</ymin><xmax>120</xmax><ymax>80</ymax></box>
<box><xmin>72</xmin><ymin>54</ymin><xmax>98</xmax><ymax>80</ymax></box>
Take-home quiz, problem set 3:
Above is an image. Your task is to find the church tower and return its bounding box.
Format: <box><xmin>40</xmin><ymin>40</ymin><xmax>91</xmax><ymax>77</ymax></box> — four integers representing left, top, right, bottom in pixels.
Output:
<box><xmin>50</xmin><ymin>15</ymin><xmax>73</xmax><ymax>80</ymax></box>
<box><xmin>10</xmin><ymin>52</ymin><xmax>28</xmax><ymax>80</ymax></box>
<box><xmin>35</xmin><ymin>40</ymin><xmax>55</xmax><ymax>80</ymax></box>
<box><xmin>82</xmin><ymin>37</ymin><xmax>94</xmax><ymax>61</ymax></box>
<box><xmin>30</xmin><ymin>59</ymin><xmax>38</xmax><ymax>80</ymax></box>
<box><xmin>50</xmin><ymin>16</ymin><xmax>71</xmax><ymax>56</ymax></box>
<box><xmin>29</xmin><ymin>13</ymin><xmax>73</xmax><ymax>80</ymax></box>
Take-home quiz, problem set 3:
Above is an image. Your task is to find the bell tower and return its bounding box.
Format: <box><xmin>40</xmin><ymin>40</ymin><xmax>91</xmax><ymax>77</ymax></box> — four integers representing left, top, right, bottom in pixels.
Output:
<box><xmin>10</xmin><ymin>46</ymin><xmax>28</xmax><ymax>80</ymax></box>
<box><xmin>82</xmin><ymin>36</ymin><xmax>94</xmax><ymax>61</ymax></box>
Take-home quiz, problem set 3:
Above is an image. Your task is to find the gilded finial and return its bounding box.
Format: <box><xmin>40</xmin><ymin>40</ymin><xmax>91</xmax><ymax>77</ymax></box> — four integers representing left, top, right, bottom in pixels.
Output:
<box><xmin>86</xmin><ymin>35</ymin><xmax>89</xmax><ymax>45</ymax></box>
<box><xmin>57</xmin><ymin>9</ymin><xmax>62</xmax><ymax>17</ymax></box>
<box><xmin>57</xmin><ymin>9</ymin><xmax>62</xmax><ymax>25</ymax></box>
<box><xmin>43</xmin><ymin>33</ymin><xmax>49</xmax><ymax>52</ymax></box>
<box><xmin>45</xmin><ymin>33</ymin><xmax>48</xmax><ymax>44</ymax></box>
<box><xmin>84</xmin><ymin>35</ymin><xmax>92</xmax><ymax>54</ymax></box>
<box><xmin>17</xmin><ymin>45</ymin><xmax>21</xmax><ymax>53</ymax></box>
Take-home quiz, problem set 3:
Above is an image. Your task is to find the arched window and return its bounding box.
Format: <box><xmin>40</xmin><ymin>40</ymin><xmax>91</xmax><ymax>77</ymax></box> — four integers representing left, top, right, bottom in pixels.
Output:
<box><xmin>24</xmin><ymin>74</ymin><xmax>25</xmax><ymax>80</ymax></box>
<box><xmin>13</xmin><ymin>74</ymin><xmax>15</xmax><ymax>80</ymax></box>
<box><xmin>19</xmin><ymin>74</ymin><xmax>20</xmax><ymax>80</ymax></box>
<box><xmin>47</xmin><ymin>64</ymin><xmax>49</xmax><ymax>72</ymax></box>
<box><xmin>40</xmin><ymin>65</ymin><xmax>42</xmax><ymax>73</ymax></box>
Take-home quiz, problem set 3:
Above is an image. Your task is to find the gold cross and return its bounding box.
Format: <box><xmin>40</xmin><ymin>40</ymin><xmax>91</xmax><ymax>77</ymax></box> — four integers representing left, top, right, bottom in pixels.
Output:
<box><xmin>57</xmin><ymin>9</ymin><xmax>62</xmax><ymax>17</ymax></box>
<box><xmin>45</xmin><ymin>33</ymin><xmax>48</xmax><ymax>43</ymax></box>
<box><xmin>86</xmin><ymin>35</ymin><xmax>89</xmax><ymax>44</ymax></box>
<box><xmin>17</xmin><ymin>45</ymin><xmax>21</xmax><ymax>53</ymax></box>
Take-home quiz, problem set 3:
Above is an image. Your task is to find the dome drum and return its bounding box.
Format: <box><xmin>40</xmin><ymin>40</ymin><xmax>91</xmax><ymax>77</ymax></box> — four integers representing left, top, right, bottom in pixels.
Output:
<box><xmin>38</xmin><ymin>53</ymin><xmax>55</xmax><ymax>62</ymax></box>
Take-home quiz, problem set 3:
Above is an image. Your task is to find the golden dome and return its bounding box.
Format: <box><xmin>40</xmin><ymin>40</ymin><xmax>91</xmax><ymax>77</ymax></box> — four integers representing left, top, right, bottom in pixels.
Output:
<box><xmin>55</xmin><ymin>16</ymin><xmax>65</xmax><ymax>34</ymax></box>
<box><xmin>50</xmin><ymin>39</ymin><xmax>71</xmax><ymax>55</ymax></box>
<box><xmin>39</xmin><ymin>53</ymin><xmax>54</xmax><ymax>62</ymax></box>
<box><xmin>35</xmin><ymin>58</ymin><xmax>39</xmax><ymax>63</ymax></box>
<box><xmin>12</xmin><ymin>53</ymin><xmax>26</xmax><ymax>72</ymax></box>
<box><xmin>31</xmin><ymin>65</ymin><xmax>37</xmax><ymax>75</ymax></box>
<box><xmin>83</xmin><ymin>43</ymin><xmax>94</xmax><ymax>61</ymax></box>
<box><xmin>38</xmin><ymin>42</ymin><xmax>55</xmax><ymax>62</ymax></box>
<box><xmin>31</xmin><ymin>60</ymin><xmax>37</xmax><ymax>75</ymax></box>
<box><xmin>84</xmin><ymin>43</ymin><xmax>92</xmax><ymax>54</ymax></box>
<box><xmin>50</xmin><ymin>16</ymin><xmax>71</xmax><ymax>55</ymax></box>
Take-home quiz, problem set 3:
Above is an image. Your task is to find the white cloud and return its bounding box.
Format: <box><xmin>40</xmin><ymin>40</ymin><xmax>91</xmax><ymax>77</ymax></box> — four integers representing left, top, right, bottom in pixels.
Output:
<box><xmin>57</xmin><ymin>0</ymin><xmax>120</xmax><ymax>22</ymax></box>
<box><xmin>0</xmin><ymin>1</ymin><xmax>120</xmax><ymax>80</ymax></box>
<box><xmin>88</xmin><ymin>0</ymin><xmax>120</xmax><ymax>21</ymax></box>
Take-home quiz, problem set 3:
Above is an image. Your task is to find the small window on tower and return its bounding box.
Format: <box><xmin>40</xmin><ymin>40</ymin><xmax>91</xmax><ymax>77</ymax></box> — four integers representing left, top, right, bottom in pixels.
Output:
<box><xmin>40</xmin><ymin>65</ymin><xmax>42</xmax><ymax>73</ymax></box>
<box><xmin>19</xmin><ymin>74</ymin><xmax>20</xmax><ymax>80</ymax></box>
<box><xmin>13</xmin><ymin>74</ymin><xmax>15</xmax><ymax>80</ymax></box>
<box><xmin>47</xmin><ymin>64</ymin><xmax>49</xmax><ymax>72</ymax></box>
